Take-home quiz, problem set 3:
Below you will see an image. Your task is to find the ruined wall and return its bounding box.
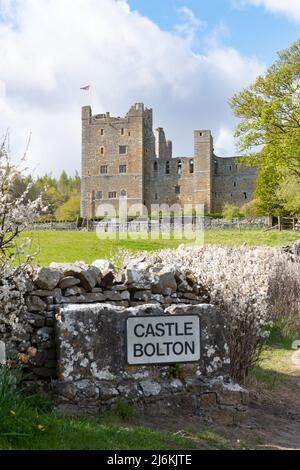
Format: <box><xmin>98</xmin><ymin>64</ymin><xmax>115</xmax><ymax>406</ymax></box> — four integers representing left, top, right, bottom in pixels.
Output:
<box><xmin>212</xmin><ymin>157</ymin><xmax>258</xmax><ymax>213</ymax></box>
<box><xmin>81</xmin><ymin>102</ymin><xmax>258</xmax><ymax>217</ymax></box>
<box><xmin>144</xmin><ymin>129</ymin><xmax>212</xmax><ymax>212</ymax></box>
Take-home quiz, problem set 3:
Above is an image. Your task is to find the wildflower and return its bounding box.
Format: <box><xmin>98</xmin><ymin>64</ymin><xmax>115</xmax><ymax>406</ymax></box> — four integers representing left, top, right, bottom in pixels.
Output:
<box><xmin>10</xmin><ymin>410</ymin><xmax>16</xmax><ymax>416</ymax></box>
<box><xmin>6</xmin><ymin>359</ymin><xmax>14</xmax><ymax>369</ymax></box>
<box><xmin>37</xmin><ymin>424</ymin><xmax>46</xmax><ymax>432</ymax></box>
<box><xmin>18</xmin><ymin>353</ymin><xmax>29</xmax><ymax>364</ymax></box>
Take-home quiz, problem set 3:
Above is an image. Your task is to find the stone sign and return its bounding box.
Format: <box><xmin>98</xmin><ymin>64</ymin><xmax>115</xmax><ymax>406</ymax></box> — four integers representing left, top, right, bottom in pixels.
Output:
<box><xmin>126</xmin><ymin>315</ymin><xmax>200</xmax><ymax>365</ymax></box>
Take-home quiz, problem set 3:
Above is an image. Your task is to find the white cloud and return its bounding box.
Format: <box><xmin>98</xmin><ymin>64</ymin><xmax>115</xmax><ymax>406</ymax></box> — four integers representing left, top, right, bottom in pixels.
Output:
<box><xmin>174</xmin><ymin>6</ymin><xmax>206</xmax><ymax>44</ymax></box>
<box><xmin>0</xmin><ymin>0</ymin><xmax>265</xmax><ymax>175</ymax></box>
<box><xmin>235</xmin><ymin>0</ymin><xmax>300</xmax><ymax>23</ymax></box>
<box><xmin>215</xmin><ymin>127</ymin><xmax>237</xmax><ymax>157</ymax></box>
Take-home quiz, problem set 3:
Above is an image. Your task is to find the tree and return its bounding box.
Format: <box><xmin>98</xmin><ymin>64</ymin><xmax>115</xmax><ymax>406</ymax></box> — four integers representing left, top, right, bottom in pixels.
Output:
<box><xmin>58</xmin><ymin>170</ymin><xmax>69</xmax><ymax>193</ymax></box>
<box><xmin>222</xmin><ymin>203</ymin><xmax>243</xmax><ymax>220</ymax></box>
<box><xmin>0</xmin><ymin>138</ymin><xmax>44</xmax><ymax>339</ymax></box>
<box><xmin>0</xmin><ymin>140</ymin><xmax>42</xmax><ymax>261</ymax></box>
<box><xmin>240</xmin><ymin>199</ymin><xmax>261</xmax><ymax>219</ymax></box>
<box><xmin>42</xmin><ymin>187</ymin><xmax>67</xmax><ymax>218</ymax></box>
<box><xmin>230</xmin><ymin>40</ymin><xmax>300</xmax><ymax>214</ymax></box>
<box><xmin>276</xmin><ymin>174</ymin><xmax>300</xmax><ymax>216</ymax></box>
<box><xmin>57</xmin><ymin>195</ymin><xmax>80</xmax><ymax>220</ymax></box>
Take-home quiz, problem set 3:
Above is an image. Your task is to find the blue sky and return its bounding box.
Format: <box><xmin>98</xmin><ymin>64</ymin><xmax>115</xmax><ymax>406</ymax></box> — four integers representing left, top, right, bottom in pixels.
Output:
<box><xmin>129</xmin><ymin>0</ymin><xmax>300</xmax><ymax>64</ymax></box>
<box><xmin>0</xmin><ymin>0</ymin><xmax>300</xmax><ymax>175</ymax></box>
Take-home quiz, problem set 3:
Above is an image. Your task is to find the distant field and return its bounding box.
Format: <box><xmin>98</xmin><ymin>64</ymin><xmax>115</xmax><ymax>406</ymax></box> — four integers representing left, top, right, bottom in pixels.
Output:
<box><xmin>22</xmin><ymin>229</ymin><xmax>299</xmax><ymax>266</ymax></box>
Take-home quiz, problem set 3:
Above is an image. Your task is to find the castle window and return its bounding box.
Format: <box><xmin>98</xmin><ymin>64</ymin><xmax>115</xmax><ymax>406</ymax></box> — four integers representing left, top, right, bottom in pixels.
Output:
<box><xmin>153</xmin><ymin>161</ymin><xmax>158</xmax><ymax>172</ymax></box>
<box><xmin>119</xmin><ymin>165</ymin><xmax>127</xmax><ymax>174</ymax></box>
<box><xmin>177</xmin><ymin>161</ymin><xmax>182</xmax><ymax>175</ymax></box>
<box><xmin>189</xmin><ymin>159</ymin><xmax>194</xmax><ymax>174</ymax></box>
<box><xmin>121</xmin><ymin>128</ymin><xmax>124</xmax><ymax>135</ymax></box>
<box><xmin>214</xmin><ymin>161</ymin><xmax>218</xmax><ymax>175</ymax></box>
<box><xmin>108</xmin><ymin>192</ymin><xmax>117</xmax><ymax>199</ymax></box>
<box><xmin>155</xmin><ymin>193</ymin><xmax>158</xmax><ymax>201</ymax></box>
<box><xmin>229</xmin><ymin>165</ymin><xmax>232</xmax><ymax>172</ymax></box>
<box><xmin>100</xmin><ymin>129</ymin><xmax>104</xmax><ymax>136</ymax></box>
<box><xmin>175</xmin><ymin>185</ymin><xmax>181</xmax><ymax>195</ymax></box>
<box><xmin>100</xmin><ymin>165</ymin><xmax>108</xmax><ymax>174</ymax></box>
<box><xmin>100</xmin><ymin>147</ymin><xmax>104</xmax><ymax>155</ymax></box>
<box><xmin>96</xmin><ymin>191</ymin><xmax>102</xmax><ymax>200</ymax></box>
<box><xmin>199</xmin><ymin>132</ymin><xmax>202</xmax><ymax>136</ymax></box>
<box><xmin>120</xmin><ymin>190</ymin><xmax>127</xmax><ymax>198</ymax></box>
<box><xmin>119</xmin><ymin>145</ymin><xmax>127</xmax><ymax>154</ymax></box>
<box><xmin>166</xmin><ymin>161</ymin><xmax>170</xmax><ymax>174</ymax></box>
<box><xmin>128</xmin><ymin>131</ymin><xmax>131</xmax><ymax>136</ymax></box>
<box><xmin>234</xmin><ymin>182</ymin><xmax>236</xmax><ymax>187</ymax></box>
<box><xmin>244</xmin><ymin>192</ymin><xmax>248</xmax><ymax>199</ymax></box>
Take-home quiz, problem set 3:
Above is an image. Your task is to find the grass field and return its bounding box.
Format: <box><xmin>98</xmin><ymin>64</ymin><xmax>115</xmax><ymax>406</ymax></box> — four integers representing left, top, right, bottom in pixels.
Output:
<box><xmin>23</xmin><ymin>229</ymin><xmax>299</xmax><ymax>266</ymax></box>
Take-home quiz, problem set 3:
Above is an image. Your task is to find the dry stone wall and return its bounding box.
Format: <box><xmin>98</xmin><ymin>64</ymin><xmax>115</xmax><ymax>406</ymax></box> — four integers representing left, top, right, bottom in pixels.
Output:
<box><xmin>0</xmin><ymin>258</ymin><xmax>248</xmax><ymax>422</ymax></box>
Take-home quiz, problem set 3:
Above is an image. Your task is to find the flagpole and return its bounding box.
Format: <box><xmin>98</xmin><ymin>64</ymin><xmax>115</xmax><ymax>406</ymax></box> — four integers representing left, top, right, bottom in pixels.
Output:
<box><xmin>80</xmin><ymin>85</ymin><xmax>92</xmax><ymax>108</ymax></box>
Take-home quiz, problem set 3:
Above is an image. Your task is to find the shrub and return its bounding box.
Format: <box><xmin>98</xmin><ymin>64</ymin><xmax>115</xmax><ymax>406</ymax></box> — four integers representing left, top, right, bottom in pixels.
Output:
<box><xmin>222</xmin><ymin>203</ymin><xmax>244</xmax><ymax>220</ymax></box>
<box><xmin>240</xmin><ymin>199</ymin><xmax>262</xmax><ymax>219</ymax></box>
<box><xmin>144</xmin><ymin>244</ymin><xmax>300</xmax><ymax>382</ymax></box>
<box><xmin>0</xmin><ymin>138</ymin><xmax>44</xmax><ymax>356</ymax></box>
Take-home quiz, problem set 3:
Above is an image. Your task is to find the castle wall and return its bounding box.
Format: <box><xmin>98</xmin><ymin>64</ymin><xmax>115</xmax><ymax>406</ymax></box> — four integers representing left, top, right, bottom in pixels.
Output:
<box><xmin>144</xmin><ymin>130</ymin><xmax>213</xmax><ymax>213</ymax></box>
<box><xmin>212</xmin><ymin>157</ymin><xmax>258</xmax><ymax>213</ymax></box>
<box><xmin>81</xmin><ymin>103</ymin><xmax>257</xmax><ymax>217</ymax></box>
<box><xmin>81</xmin><ymin>104</ymin><xmax>147</xmax><ymax>218</ymax></box>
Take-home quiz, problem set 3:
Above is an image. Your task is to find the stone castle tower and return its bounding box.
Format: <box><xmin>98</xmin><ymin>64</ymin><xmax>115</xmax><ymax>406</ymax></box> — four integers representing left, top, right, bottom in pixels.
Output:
<box><xmin>81</xmin><ymin>103</ymin><xmax>257</xmax><ymax>217</ymax></box>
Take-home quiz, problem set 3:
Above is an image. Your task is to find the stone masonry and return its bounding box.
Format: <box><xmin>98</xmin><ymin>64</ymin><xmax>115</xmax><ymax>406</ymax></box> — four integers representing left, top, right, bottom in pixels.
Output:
<box><xmin>81</xmin><ymin>103</ymin><xmax>257</xmax><ymax>217</ymax></box>
<box><xmin>0</xmin><ymin>258</ymin><xmax>248</xmax><ymax>423</ymax></box>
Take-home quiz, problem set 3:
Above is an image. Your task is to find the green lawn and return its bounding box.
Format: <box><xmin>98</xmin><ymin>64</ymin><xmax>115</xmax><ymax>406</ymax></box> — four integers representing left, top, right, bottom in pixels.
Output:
<box><xmin>0</xmin><ymin>398</ymin><xmax>231</xmax><ymax>450</ymax></box>
<box><xmin>0</xmin><ymin>415</ymin><xmax>200</xmax><ymax>450</ymax></box>
<box><xmin>23</xmin><ymin>229</ymin><xmax>299</xmax><ymax>266</ymax></box>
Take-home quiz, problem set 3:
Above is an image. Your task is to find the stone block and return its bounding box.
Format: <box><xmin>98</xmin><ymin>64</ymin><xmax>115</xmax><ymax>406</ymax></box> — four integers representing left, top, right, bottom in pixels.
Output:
<box><xmin>34</xmin><ymin>268</ymin><xmax>62</xmax><ymax>290</ymax></box>
<box><xmin>59</xmin><ymin>276</ymin><xmax>81</xmax><ymax>289</ymax></box>
<box><xmin>26</xmin><ymin>296</ymin><xmax>46</xmax><ymax>313</ymax></box>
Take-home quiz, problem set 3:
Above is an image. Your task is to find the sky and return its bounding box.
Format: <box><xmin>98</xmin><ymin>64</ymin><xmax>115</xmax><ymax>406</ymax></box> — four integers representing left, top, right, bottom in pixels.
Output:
<box><xmin>1</xmin><ymin>0</ymin><xmax>300</xmax><ymax>176</ymax></box>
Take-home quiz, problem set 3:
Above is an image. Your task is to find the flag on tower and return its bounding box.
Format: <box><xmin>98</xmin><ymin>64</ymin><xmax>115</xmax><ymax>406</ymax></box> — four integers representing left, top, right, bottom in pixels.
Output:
<box><xmin>80</xmin><ymin>85</ymin><xmax>90</xmax><ymax>91</ymax></box>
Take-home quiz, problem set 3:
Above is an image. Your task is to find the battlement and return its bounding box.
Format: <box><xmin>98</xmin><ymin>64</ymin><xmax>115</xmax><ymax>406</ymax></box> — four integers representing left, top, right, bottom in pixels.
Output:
<box><xmin>82</xmin><ymin>103</ymin><xmax>153</xmax><ymax>127</ymax></box>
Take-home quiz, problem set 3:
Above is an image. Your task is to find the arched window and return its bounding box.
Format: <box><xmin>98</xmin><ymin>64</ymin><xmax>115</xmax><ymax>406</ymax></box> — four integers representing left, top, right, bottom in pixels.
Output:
<box><xmin>177</xmin><ymin>160</ymin><xmax>182</xmax><ymax>175</ymax></box>
<box><xmin>166</xmin><ymin>161</ymin><xmax>170</xmax><ymax>174</ymax></box>
<box><xmin>154</xmin><ymin>161</ymin><xmax>158</xmax><ymax>172</ymax></box>
<box><xmin>120</xmin><ymin>190</ymin><xmax>127</xmax><ymax>198</ymax></box>
<box><xmin>189</xmin><ymin>159</ymin><xmax>194</xmax><ymax>174</ymax></box>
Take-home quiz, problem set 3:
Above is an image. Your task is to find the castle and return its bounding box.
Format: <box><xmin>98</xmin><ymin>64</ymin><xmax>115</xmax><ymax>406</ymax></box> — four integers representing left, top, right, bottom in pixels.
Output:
<box><xmin>81</xmin><ymin>103</ymin><xmax>257</xmax><ymax>217</ymax></box>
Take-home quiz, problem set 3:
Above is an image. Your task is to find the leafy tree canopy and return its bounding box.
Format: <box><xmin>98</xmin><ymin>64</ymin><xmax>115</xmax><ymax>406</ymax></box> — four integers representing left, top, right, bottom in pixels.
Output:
<box><xmin>231</xmin><ymin>40</ymin><xmax>300</xmax><ymax>216</ymax></box>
